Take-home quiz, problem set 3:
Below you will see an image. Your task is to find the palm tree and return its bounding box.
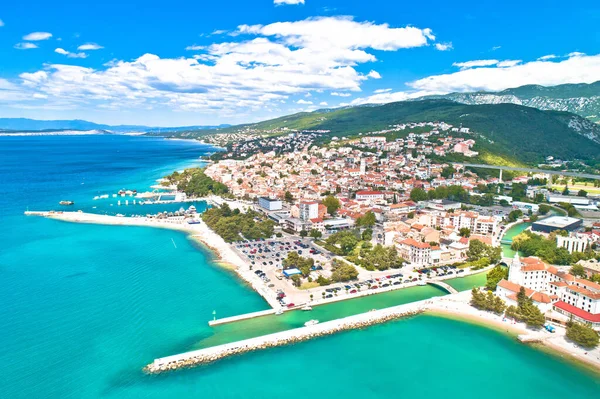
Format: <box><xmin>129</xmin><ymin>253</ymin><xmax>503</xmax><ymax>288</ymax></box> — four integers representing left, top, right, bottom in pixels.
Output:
<box><xmin>309</xmin><ymin>294</ymin><xmax>314</xmax><ymax>302</ymax></box>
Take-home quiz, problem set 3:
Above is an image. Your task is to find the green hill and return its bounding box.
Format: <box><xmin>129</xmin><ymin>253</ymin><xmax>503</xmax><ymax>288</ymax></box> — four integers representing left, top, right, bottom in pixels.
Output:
<box><xmin>174</xmin><ymin>100</ymin><xmax>600</xmax><ymax>165</ymax></box>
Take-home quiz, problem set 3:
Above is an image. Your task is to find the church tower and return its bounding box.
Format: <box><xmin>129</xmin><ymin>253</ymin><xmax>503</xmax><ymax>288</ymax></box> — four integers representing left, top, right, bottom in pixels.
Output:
<box><xmin>508</xmin><ymin>253</ymin><xmax>523</xmax><ymax>284</ymax></box>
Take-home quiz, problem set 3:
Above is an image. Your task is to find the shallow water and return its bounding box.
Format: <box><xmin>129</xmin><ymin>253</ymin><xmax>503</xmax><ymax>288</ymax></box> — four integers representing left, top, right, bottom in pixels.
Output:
<box><xmin>1</xmin><ymin>135</ymin><xmax>598</xmax><ymax>398</ymax></box>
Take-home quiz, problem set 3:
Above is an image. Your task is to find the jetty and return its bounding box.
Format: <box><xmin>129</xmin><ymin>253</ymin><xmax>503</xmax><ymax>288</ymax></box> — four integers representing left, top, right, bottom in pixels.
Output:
<box><xmin>145</xmin><ymin>299</ymin><xmax>430</xmax><ymax>374</ymax></box>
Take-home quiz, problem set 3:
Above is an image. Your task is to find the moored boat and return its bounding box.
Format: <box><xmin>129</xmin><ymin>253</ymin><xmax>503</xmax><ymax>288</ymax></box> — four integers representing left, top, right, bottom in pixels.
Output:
<box><xmin>304</xmin><ymin>319</ymin><xmax>319</xmax><ymax>327</ymax></box>
<box><xmin>301</xmin><ymin>305</ymin><xmax>312</xmax><ymax>311</ymax></box>
<box><xmin>59</xmin><ymin>200</ymin><xmax>74</xmax><ymax>206</ymax></box>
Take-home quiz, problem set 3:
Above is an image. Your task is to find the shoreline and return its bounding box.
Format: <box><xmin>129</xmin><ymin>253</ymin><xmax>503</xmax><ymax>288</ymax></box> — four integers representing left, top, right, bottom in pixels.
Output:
<box><xmin>26</xmin><ymin>210</ymin><xmax>600</xmax><ymax>374</ymax></box>
<box><xmin>425</xmin><ymin>293</ymin><xmax>600</xmax><ymax>374</ymax></box>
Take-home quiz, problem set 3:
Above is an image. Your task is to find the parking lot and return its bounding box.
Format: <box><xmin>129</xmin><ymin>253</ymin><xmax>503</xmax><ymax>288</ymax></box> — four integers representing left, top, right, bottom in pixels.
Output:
<box><xmin>232</xmin><ymin>237</ymin><xmax>468</xmax><ymax>307</ymax></box>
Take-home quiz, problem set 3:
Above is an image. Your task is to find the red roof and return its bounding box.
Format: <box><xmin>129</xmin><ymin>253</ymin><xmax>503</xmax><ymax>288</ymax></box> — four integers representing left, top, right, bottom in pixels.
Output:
<box><xmin>356</xmin><ymin>191</ymin><xmax>384</xmax><ymax>196</ymax></box>
<box><xmin>553</xmin><ymin>301</ymin><xmax>600</xmax><ymax>322</ymax></box>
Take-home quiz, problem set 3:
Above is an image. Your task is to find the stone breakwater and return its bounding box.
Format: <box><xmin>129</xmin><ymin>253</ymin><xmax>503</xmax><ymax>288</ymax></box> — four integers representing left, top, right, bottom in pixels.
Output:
<box><xmin>144</xmin><ymin>303</ymin><xmax>428</xmax><ymax>374</ymax></box>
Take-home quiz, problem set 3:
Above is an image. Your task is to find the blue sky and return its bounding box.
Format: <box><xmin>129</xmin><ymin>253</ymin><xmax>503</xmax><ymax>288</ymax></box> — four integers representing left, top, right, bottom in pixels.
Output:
<box><xmin>0</xmin><ymin>0</ymin><xmax>599</xmax><ymax>126</ymax></box>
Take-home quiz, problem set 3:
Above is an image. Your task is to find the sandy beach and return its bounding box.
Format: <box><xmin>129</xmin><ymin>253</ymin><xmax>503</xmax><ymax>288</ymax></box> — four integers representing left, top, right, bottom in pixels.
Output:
<box><xmin>426</xmin><ymin>291</ymin><xmax>600</xmax><ymax>373</ymax></box>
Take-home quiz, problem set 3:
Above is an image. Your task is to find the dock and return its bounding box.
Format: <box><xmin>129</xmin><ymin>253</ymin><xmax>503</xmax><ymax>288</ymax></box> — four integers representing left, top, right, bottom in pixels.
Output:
<box><xmin>209</xmin><ymin>308</ymin><xmax>277</xmax><ymax>326</ymax></box>
<box><xmin>145</xmin><ymin>299</ymin><xmax>430</xmax><ymax>373</ymax></box>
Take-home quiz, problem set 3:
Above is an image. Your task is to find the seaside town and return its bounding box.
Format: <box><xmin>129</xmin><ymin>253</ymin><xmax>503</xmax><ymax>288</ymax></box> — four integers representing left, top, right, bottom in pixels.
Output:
<box><xmin>29</xmin><ymin>120</ymin><xmax>600</xmax><ymax>373</ymax></box>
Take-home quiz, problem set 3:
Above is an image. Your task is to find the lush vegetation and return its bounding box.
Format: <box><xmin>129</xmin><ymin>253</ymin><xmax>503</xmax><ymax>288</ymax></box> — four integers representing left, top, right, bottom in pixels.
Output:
<box><xmin>163</xmin><ymin>168</ymin><xmax>229</xmax><ymax>197</ymax></box>
<box><xmin>504</xmin><ymin>287</ymin><xmax>546</xmax><ymax>328</ymax></box>
<box><xmin>202</xmin><ymin>204</ymin><xmax>275</xmax><ymax>242</ymax></box>
<box><xmin>566</xmin><ymin>320</ymin><xmax>599</xmax><ymax>349</ymax></box>
<box><xmin>330</xmin><ymin>259</ymin><xmax>359</xmax><ymax>282</ymax></box>
<box><xmin>323</xmin><ymin>195</ymin><xmax>341</xmax><ymax>215</ymax></box>
<box><xmin>347</xmin><ymin>243</ymin><xmax>405</xmax><ymax>271</ymax></box>
<box><xmin>470</xmin><ymin>288</ymin><xmax>507</xmax><ymax>314</ymax></box>
<box><xmin>326</xmin><ymin>230</ymin><xmax>361</xmax><ymax>255</ymax></box>
<box><xmin>486</xmin><ymin>265</ymin><xmax>509</xmax><ymax>290</ymax></box>
<box><xmin>174</xmin><ymin>99</ymin><xmax>600</xmax><ymax>165</ymax></box>
<box><xmin>467</xmin><ymin>239</ymin><xmax>502</xmax><ymax>265</ymax></box>
<box><xmin>511</xmin><ymin>230</ymin><xmax>595</xmax><ymax>265</ymax></box>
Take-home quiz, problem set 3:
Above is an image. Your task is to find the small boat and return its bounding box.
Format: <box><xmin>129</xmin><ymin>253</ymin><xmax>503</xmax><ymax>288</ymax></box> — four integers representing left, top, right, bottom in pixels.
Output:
<box><xmin>59</xmin><ymin>201</ymin><xmax>74</xmax><ymax>206</ymax></box>
<box><xmin>304</xmin><ymin>319</ymin><xmax>319</xmax><ymax>327</ymax></box>
<box><xmin>417</xmin><ymin>281</ymin><xmax>427</xmax><ymax>286</ymax></box>
<box><xmin>301</xmin><ymin>305</ymin><xmax>312</xmax><ymax>311</ymax></box>
<box><xmin>275</xmin><ymin>308</ymin><xmax>284</xmax><ymax>315</ymax></box>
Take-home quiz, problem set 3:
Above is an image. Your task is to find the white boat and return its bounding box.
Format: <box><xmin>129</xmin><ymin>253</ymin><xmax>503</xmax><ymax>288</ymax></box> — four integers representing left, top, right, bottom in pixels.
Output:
<box><xmin>275</xmin><ymin>308</ymin><xmax>284</xmax><ymax>315</ymax></box>
<box><xmin>301</xmin><ymin>305</ymin><xmax>312</xmax><ymax>311</ymax></box>
<box><xmin>304</xmin><ymin>319</ymin><xmax>319</xmax><ymax>327</ymax></box>
<box><xmin>417</xmin><ymin>281</ymin><xmax>427</xmax><ymax>286</ymax></box>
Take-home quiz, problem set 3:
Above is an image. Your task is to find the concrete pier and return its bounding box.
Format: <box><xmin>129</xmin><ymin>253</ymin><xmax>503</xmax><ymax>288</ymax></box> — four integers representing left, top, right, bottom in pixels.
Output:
<box><xmin>209</xmin><ymin>308</ymin><xmax>277</xmax><ymax>326</ymax></box>
<box><xmin>144</xmin><ymin>299</ymin><xmax>430</xmax><ymax>374</ymax></box>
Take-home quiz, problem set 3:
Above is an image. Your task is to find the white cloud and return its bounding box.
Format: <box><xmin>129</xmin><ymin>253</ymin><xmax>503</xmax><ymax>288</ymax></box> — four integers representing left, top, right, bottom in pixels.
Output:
<box><xmin>0</xmin><ymin>19</ymin><xmax>4</xmax><ymax>27</ymax></box>
<box><xmin>54</xmin><ymin>48</ymin><xmax>88</xmax><ymax>58</ymax></box>
<box><xmin>435</xmin><ymin>42</ymin><xmax>453</xmax><ymax>51</ymax></box>
<box><xmin>3</xmin><ymin>16</ymin><xmax>441</xmax><ymax>120</ymax></box>
<box><xmin>568</xmin><ymin>51</ymin><xmax>585</xmax><ymax>57</ymax></box>
<box><xmin>410</xmin><ymin>52</ymin><xmax>600</xmax><ymax>93</ymax></box>
<box><xmin>452</xmin><ymin>59</ymin><xmax>499</xmax><ymax>70</ymax></box>
<box><xmin>23</xmin><ymin>32</ymin><xmax>52</xmax><ymax>41</ymax></box>
<box><xmin>296</xmin><ymin>99</ymin><xmax>313</xmax><ymax>104</ymax></box>
<box><xmin>374</xmin><ymin>88</ymin><xmax>392</xmax><ymax>93</ymax></box>
<box><xmin>77</xmin><ymin>43</ymin><xmax>103</xmax><ymax>50</ymax></box>
<box><xmin>491</xmin><ymin>46</ymin><xmax>501</xmax><ymax>51</ymax></box>
<box><xmin>274</xmin><ymin>0</ymin><xmax>305</xmax><ymax>5</ymax></box>
<box><xmin>185</xmin><ymin>45</ymin><xmax>205</xmax><ymax>51</ymax></box>
<box><xmin>238</xmin><ymin>16</ymin><xmax>435</xmax><ymax>52</ymax></box>
<box><xmin>319</xmin><ymin>101</ymin><xmax>328</xmax><ymax>106</ymax></box>
<box><xmin>331</xmin><ymin>92</ymin><xmax>352</xmax><ymax>97</ymax></box>
<box><xmin>14</xmin><ymin>42</ymin><xmax>38</xmax><ymax>50</ymax></box>
<box><xmin>538</xmin><ymin>54</ymin><xmax>557</xmax><ymax>61</ymax></box>
<box><xmin>497</xmin><ymin>59</ymin><xmax>521</xmax><ymax>67</ymax></box>
<box><xmin>350</xmin><ymin>52</ymin><xmax>600</xmax><ymax>105</ymax></box>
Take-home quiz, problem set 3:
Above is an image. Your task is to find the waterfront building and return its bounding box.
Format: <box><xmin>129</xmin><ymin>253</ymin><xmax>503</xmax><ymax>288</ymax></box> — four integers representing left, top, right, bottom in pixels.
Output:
<box><xmin>499</xmin><ymin>254</ymin><xmax>600</xmax><ymax>330</ymax></box>
<box><xmin>398</xmin><ymin>238</ymin><xmax>431</xmax><ymax>266</ymax></box>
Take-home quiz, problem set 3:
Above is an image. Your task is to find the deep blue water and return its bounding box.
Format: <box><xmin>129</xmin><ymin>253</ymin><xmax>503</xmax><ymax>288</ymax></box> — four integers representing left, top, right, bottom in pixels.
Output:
<box><xmin>0</xmin><ymin>135</ymin><xmax>598</xmax><ymax>399</ymax></box>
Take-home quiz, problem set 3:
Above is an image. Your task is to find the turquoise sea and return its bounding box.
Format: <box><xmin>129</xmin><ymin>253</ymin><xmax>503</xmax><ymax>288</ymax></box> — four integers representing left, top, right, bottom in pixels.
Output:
<box><xmin>0</xmin><ymin>135</ymin><xmax>598</xmax><ymax>398</ymax></box>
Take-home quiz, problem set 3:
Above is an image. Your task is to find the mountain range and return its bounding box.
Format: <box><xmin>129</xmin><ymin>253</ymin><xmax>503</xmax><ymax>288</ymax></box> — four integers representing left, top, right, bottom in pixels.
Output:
<box><xmin>420</xmin><ymin>81</ymin><xmax>600</xmax><ymax>122</ymax></box>
<box><xmin>0</xmin><ymin>118</ymin><xmax>230</xmax><ymax>133</ymax></box>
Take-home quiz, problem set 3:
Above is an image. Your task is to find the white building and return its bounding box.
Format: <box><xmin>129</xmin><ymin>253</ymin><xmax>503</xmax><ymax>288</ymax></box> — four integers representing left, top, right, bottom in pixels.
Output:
<box><xmin>556</xmin><ymin>235</ymin><xmax>589</xmax><ymax>253</ymax></box>
<box><xmin>299</xmin><ymin>201</ymin><xmax>319</xmax><ymax>221</ymax></box>
<box><xmin>258</xmin><ymin>197</ymin><xmax>283</xmax><ymax>211</ymax></box>
<box><xmin>497</xmin><ymin>254</ymin><xmax>600</xmax><ymax>330</ymax></box>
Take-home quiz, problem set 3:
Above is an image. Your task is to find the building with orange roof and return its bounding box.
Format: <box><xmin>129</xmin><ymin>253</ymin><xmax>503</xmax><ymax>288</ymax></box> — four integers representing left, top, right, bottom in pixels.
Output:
<box><xmin>501</xmin><ymin>253</ymin><xmax>600</xmax><ymax>330</ymax></box>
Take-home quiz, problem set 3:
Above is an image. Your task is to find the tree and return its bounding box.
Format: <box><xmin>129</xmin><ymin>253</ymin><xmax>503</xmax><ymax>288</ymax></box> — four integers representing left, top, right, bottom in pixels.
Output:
<box><xmin>300</xmin><ymin>230</ymin><xmax>308</xmax><ymax>238</ymax></box>
<box><xmin>562</xmin><ymin>186</ymin><xmax>570</xmax><ymax>195</ymax></box>
<box><xmin>570</xmin><ymin>263</ymin><xmax>587</xmax><ymax>278</ymax></box>
<box><xmin>330</xmin><ymin>259</ymin><xmax>359</xmax><ymax>282</ymax></box>
<box><xmin>578</xmin><ymin>189</ymin><xmax>588</xmax><ymax>197</ymax></box>
<box><xmin>486</xmin><ymin>265</ymin><xmax>508</xmax><ymax>291</ymax></box>
<box><xmin>356</xmin><ymin>211</ymin><xmax>377</xmax><ymax>227</ymax></box>
<box><xmin>520</xmin><ymin>302</ymin><xmax>545</xmax><ymax>328</ymax></box>
<box><xmin>566</xmin><ymin>322</ymin><xmax>599</xmax><ymax>348</ymax></box>
<box><xmin>467</xmin><ymin>239</ymin><xmax>501</xmax><ymax>263</ymax></box>
<box><xmin>499</xmin><ymin>199</ymin><xmax>510</xmax><ymax>207</ymax></box>
<box><xmin>441</xmin><ymin>166</ymin><xmax>455</xmax><ymax>179</ymax></box>
<box><xmin>361</xmin><ymin>228</ymin><xmax>373</xmax><ymax>241</ymax></box>
<box><xmin>507</xmin><ymin>209</ymin><xmax>523</xmax><ymax>222</ymax></box>
<box><xmin>309</xmin><ymin>229</ymin><xmax>322</xmax><ymax>239</ymax></box>
<box><xmin>409</xmin><ymin>187</ymin><xmax>428</xmax><ymax>202</ymax></box>
<box><xmin>459</xmin><ymin>227</ymin><xmax>471</xmax><ymax>238</ymax></box>
<box><xmin>533</xmin><ymin>193</ymin><xmax>545</xmax><ymax>203</ymax></box>
<box><xmin>284</xmin><ymin>191</ymin><xmax>294</xmax><ymax>203</ymax></box>
<box><xmin>538</xmin><ymin>204</ymin><xmax>550</xmax><ymax>215</ymax></box>
<box><xmin>323</xmin><ymin>195</ymin><xmax>341</xmax><ymax>215</ymax></box>
<box><xmin>290</xmin><ymin>274</ymin><xmax>301</xmax><ymax>287</ymax></box>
